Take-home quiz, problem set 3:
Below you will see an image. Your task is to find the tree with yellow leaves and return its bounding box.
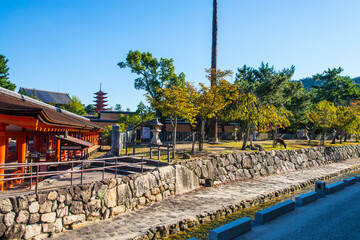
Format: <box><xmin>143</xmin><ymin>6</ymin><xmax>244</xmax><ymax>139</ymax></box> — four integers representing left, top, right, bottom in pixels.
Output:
<box><xmin>259</xmin><ymin>105</ymin><xmax>292</xmax><ymax>147</ymax></box>
<box><xmin>147</xmin><ymin>83</ymin><xmax>198</xmax><ymax>150</ymax></box>
<box><xmin>195</xmin><ymin>77</ymin><xmax>236</xmax><ymax>150</ymax></box>
<box><xmin>348</xmin><ymin>101</ymin><xmax>360</xmax><ymax>142</ymax></box>
<box><xmin>329</xmin><ymin>106</ymin><xmax>355</xmax><ymax>144</ymax></box>
<box><xmin>308</xmin><ymin>100</ymin><xmax>337</xmax><ymax>145</ymax></box>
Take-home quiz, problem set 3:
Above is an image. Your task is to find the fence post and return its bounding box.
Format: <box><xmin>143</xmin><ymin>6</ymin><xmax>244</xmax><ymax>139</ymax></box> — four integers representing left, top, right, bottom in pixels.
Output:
<box><xmin>115</xmin><ymin>158</ymin><xmax>118</xmax><ymax>178</ymax></box>
<box><xmin>133</xmin><ymin>142</ymin><xmax>135</xmax><ymax>155</ymax></box>
<box><xmin>158</xmin><ymin>144</ymin><xmax>160</xmax><ymax>160</ymax></box>
<box><xmin>141</xmin><ymin>157</ymin><xmax>144</xmax><ymax>174</ymax></box>
<box><xmin>29</xmin><ymin>163</ymin><xmax>33</xmax><ymax>190</ymax></box>
<box><xmin>71</xmin><ymin>162</ymin><xmax>73</xmax><ymax>185</ymax></box>
<box><xmin>102</xmin><ymin>161</ymin><xmax>105</xmax><ymax>180</ymax></box>
<box><xmin>81</xmin><ymin>160</ymin><xmax>84</xmax><ymax>185</ymax></box>
<box><xmin>35</xmin><ymin>165</ymin><xmax>39</xmax><ymax>194</ymax></box>
<box><xmin>150</xmin><ymin>144</ymin><xmax>153</xmax><ymax>159</ymax></box>
<box><xmin>167</xmin><ymin>145</ymin><xmax>170</xmax><ymax>163</ymax></box>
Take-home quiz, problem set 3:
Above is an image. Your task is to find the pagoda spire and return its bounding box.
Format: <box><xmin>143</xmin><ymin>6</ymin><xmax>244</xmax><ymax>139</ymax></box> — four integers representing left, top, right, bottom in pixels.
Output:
<box><xmin>93</xmin><ymin>84</ymin><xmax>108</xmax><ymax>113</ymax></box>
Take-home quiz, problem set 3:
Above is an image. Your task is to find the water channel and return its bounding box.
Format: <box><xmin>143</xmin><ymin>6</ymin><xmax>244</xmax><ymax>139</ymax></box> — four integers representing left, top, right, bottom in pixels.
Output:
<box><xmin>166</xmin><ymin>168</ymin><xmax>360</xmax><ymax>240</ymax></box>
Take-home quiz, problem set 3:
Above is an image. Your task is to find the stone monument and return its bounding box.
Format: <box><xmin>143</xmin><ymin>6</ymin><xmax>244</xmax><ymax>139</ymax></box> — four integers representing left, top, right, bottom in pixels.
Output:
<box><xmin>150</xmin><ymin>118</ymin><xmax>163</xmax><ymax>145</ymax></box>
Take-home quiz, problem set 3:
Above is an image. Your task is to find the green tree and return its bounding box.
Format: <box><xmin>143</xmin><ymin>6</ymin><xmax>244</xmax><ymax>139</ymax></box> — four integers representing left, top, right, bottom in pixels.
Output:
<box><xmin>308</xmin><ymin>100</ymin><xmax>337</xmax><ymax>145</ymax></box>
<box><xmin>85</xmin><ymin>104</ymin><xmax>96</xmax><ymax>115</ymax></box>
<box><xmin>118</xmin><ymin>51</ymin><xmax>185</xmax><ymax>109</ymax></box>
<box><xmin>148</xmin><ymin>83</ymin><xmax>198</xmax><ymax>150</ymax></box>
<box><xmin>114</xmin><ymin>104</ymin><xmax>122</xmax><ymax>111</ymax></box>
<box><xmin>0</xmin><ymin>55</ymin><xmax>16</xmax><ymax>91</ymax></box>
<box><xmin>235</xmin><ymin>62</ymin><xmax>295</xmax><ymax>107</ymax></box>
<box><xmin>283</xmin><ymin>81</ymin><xmax>312</xmax><ymax>135</ymax></box>
<box><xmin>117</xmin><ymin>102</ymin><xmax>155</xmax><ymax>132</ymax></box>
<box><xmin>312</xmin><ymin>67</ymin><xmax>360</xmax><ymax>105</ymax></box>
<box><xmin>66</xmin><ymin>96</ymin><xmax>86</xmax><ymax>116</ymax></box>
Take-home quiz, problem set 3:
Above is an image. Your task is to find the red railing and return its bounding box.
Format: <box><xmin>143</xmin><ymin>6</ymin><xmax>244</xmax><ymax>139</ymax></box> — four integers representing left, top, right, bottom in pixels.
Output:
<box><xmin>0</xmin><ymin>155</ymin><xmax>154</xmax><ymax>194</ymax></box>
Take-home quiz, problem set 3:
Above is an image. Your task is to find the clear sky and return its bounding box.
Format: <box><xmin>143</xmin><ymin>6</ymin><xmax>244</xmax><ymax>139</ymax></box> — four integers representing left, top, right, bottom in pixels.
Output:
<box><xmin>1</xmin><ymin>0</ymin><xmax>360</xmax><ymax>110</ymax></box>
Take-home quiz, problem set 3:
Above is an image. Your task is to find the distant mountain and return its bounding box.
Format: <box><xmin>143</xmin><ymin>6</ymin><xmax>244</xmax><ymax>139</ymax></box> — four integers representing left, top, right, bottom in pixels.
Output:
<box><xmin>296</xmin><ymin>77</ymin><xmax>360</xmax><ymax>91</ymax></box>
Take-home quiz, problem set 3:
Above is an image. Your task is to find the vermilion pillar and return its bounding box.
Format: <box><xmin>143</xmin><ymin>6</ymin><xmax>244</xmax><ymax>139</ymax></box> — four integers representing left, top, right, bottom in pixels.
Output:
<box><xmin>0</xmin><ymin>136</ymin><xmax>6</xmax><ymax>191</ymax></box>
<box><xmin>17</xmin><ymin>137</ymin><xmax>26</xmax><ymax>173</ymax></box>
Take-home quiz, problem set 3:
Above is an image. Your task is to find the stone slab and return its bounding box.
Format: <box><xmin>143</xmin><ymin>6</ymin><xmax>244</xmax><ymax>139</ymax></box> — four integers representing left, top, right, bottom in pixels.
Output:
<box><xmin>209</xmin><ymin>217</ymin><xmax>252</xmax><ymax>240</ymax></box>
<box><xmin>295</xmin><ymin>191</ymin><xmax>319</xmax><ymax>206</ymax></box>
<box><xmin>255</xmin><ymin>200</ymin><xmax>295</xmax><ymax>225</ymax></box>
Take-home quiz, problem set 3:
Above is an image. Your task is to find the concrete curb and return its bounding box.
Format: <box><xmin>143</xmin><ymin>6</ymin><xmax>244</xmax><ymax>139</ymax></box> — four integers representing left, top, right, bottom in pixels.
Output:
<box><xmin>344</xmin><ymin>177</ymin><xmax>357</xmax><ymax>186</ymax></box>
<box><xmin>326</xmin><ymin>181</ymin><xmax>345</xmax><ymax>194</ymax></box>
<box><xmin>255</xmin><ymin>200</ymin><xmax>295</xmax><ymax>225</ymax></box>
<box><xmin>208</xmin><ymin>217</ymin><xmax>252</xmax><ymax>240</ymax></box>
<box><xmin>295</xmin><ymin>191</ymin><xmax>319</xmax><ymax>206</ymax></box>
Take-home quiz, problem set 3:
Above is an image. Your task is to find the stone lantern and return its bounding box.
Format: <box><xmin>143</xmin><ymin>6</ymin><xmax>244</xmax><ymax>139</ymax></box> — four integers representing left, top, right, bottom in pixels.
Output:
<box><xmin>150</xmin><ymin>118</ymin><xmax>163</xmax><ymax>145</ymax></box>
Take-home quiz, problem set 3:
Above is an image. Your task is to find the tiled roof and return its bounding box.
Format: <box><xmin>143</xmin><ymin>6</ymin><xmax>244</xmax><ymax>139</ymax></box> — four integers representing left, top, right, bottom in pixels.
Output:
<box><xmin>19</xmin><ymin>87</ymin><xmax>71</xmax><ymax>105</ymax></box>
<box><xmin>0</xmin><ymin>87</ymin><xmax>102</xmax><ymax>131</ymax></box>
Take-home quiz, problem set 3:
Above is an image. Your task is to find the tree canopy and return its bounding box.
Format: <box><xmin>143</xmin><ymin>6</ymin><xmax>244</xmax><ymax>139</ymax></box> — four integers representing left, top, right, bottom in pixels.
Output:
<box><xmin>0</xmin><ymin>54</ymin><xmax>16</xmax><ymax>91</ymax></box>
<box><xmin>66</xmin><ymin>96</ymin><xmax>86</xmax><ymax>116</ymax></box>
<box><xmin>118</xmin><ymin>51</ymin><xmax>185</xmax><ymax>105</ymax></box>
<box><xmin>235</xmin><ymin>62</ymin><xmax>295</xmax><ymax>107</ymax></box>
<box><xmin>312</xmin><ymin>67</ymin><xmax>360</xmax><ymax>106</ymax></box>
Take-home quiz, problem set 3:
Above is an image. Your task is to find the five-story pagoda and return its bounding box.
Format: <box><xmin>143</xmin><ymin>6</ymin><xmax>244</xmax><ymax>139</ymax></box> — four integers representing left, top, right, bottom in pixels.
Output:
<box><xmin>94</xmin><ymin>84</ymin><xmax>108</xmax><ymax>113</ymax></box>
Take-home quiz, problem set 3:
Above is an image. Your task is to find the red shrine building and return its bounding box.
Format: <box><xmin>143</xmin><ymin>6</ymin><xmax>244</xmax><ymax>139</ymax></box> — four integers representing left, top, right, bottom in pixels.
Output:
<box><xmin>0</xmin><ymin>87</ymin><xmax>102</xmax><ymax>190</ymax></box>
<box><xmin>93</xmin><ymin>85</ymin><xmax>108</xmax><ymax>113</ymax></box>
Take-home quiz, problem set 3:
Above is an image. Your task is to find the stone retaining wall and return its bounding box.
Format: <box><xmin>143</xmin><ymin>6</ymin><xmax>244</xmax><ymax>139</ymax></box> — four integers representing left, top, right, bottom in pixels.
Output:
<box><xmin>1</xmin><ymin>145</ymin><xmax>360</xmax><ymax>239</ymax></box>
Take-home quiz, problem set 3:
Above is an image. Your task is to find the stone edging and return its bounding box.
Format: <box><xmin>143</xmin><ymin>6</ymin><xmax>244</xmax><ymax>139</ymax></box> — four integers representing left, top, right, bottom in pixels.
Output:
<box><xmin>134</xmin><ymin>163</ymin><xmax>360</xmax><ymax>239</ymax></box>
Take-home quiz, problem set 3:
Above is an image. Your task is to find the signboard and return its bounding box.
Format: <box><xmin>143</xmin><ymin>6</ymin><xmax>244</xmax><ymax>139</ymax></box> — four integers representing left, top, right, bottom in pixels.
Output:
<box><xmin>142</xmin><ymin>127</ymin><xmax>151</xmax><ymax>140</ymax></box>
<box><xmin>61</xmin><ymin>146</ymin><xmax>82</xmax><ymax>150</ymax></box>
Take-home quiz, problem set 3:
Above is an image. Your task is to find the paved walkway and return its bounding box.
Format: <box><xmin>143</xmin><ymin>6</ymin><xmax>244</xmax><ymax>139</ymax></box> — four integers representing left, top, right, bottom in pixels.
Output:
<box><xmin>52</xmin><ymin>159</ymin><xmax>360</xmax><ymax>240</ymax></box>
<box><xmin>236</xmin><ymin>181</ymin><xmax>360</xmax><ymax>240</ymax></box>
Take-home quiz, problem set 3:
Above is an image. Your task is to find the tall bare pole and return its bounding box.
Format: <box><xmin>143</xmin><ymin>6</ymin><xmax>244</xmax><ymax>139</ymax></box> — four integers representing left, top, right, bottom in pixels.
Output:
<box><xmin>209</xmin><ymin>0</ymin><xmax>218</xmax><ymax>142</ymax></box>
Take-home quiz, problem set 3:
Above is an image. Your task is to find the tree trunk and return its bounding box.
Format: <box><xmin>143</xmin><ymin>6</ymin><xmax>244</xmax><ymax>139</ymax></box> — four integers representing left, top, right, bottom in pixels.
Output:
<box><xmin>308</xmin><ymin>130</ymin><xmax>314</xmax><ymax>145</ymax></box>
<box><xmin>331</xmin><ymin>131</ymin><xmax>336</xmax><ymax>144</ymax></box>
<box><xmin>191</xmin><ymin>131</ymin><xmax>195</xmax><ymax>154</ymax></box>
<box><xmin>209</xmin><ymin>0</ymin><xmax>218</xmax><ymax>143</ymax></box>
<box><xmin>344</xmin><ymin>132</ymin><xmax>348</xmax><ymax>142</ymax></box>
<box><xmin>242</xmin><ymin>123</ymin><xmax>249</xmax><ymax>150</ymax></box>
<box><xmin>322</xmin><ymin>127</ymin><xmax>326</xmax><ymax>146</ymax></box>
<box><xmin>340</xmin><ymin>133</ymin><xmax>343</xmax><ymax>144</ymax></box>
<box><xmin>272</xmin><ymin>128</ymin><xmax>278</xmax><ymax>147</ymax></box>
<box><xmin>199</xmin><ymin>118</ymin><xmax>206</xmax><ymax>151</ymax></box>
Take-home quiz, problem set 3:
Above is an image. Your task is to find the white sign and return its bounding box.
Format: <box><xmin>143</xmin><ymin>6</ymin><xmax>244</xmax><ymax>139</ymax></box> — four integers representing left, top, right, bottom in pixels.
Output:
<box><xmin>142</xmin><ymin>127</ymin><xmax>151</xmax><ymax>139</ymax></box>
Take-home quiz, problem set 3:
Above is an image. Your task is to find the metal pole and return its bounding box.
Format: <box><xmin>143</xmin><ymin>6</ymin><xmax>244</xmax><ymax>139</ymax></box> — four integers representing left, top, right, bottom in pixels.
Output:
<box><xmin>126</xmin><ymin>143</ymin><xmax>128</xmax><ymax>156</ymax></box>
<box><xmin>115</xmin><ymin>158</ymin><xmax>118</xmax><ymax>178</ymax></box>
<box><xmin>71</xmin><ymin>162</ymin><xmax>73</xmax><ymax>185</ymax></box>
<box><xmin>29</xmin><ymin>161</ymin><xmax>33</xmax><ymax>190</ymax></box>
<box><xmin>102</xmin><ymin>161</ymin><xmax>105</xmax><ymax>180</ymax></box>
<box><xmin>158</xmin><ymin>144</ymin><xmax>160</xmax><ymax>160</ymax></box>
<box><xmin>36</xmin><ymin>165</ymin><xmax>39</xmax><ymax>194</ymax></box>
<box><xmin>81</xmin><ymin>160</ymin><xmax>84</xmax><ymax>185</ymax></box>
<box><xmin>133</xmin><ymin>142</ymin><xmax>135</xmax><ymax>155</ymax></box>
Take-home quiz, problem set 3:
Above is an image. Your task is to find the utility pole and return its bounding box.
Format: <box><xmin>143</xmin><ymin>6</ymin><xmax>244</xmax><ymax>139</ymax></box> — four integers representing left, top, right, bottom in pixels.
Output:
<box><xmin>209</xmin><ymin>0</ymin><xmax>218</xmax><ymax>142</ymax></box>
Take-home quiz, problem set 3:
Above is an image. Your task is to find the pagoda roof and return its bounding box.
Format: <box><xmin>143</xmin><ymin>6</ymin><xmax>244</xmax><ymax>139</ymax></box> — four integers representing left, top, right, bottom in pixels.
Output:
<box><xmin>94</xmin><ymin>90</ymin><xmax>107</xmax><ymax>95</ymax></box>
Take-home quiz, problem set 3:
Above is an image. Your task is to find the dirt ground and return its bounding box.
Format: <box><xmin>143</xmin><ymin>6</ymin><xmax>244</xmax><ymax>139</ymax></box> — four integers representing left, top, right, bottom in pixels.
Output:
<box><xmin>111</xmin><ymin>138</ymin><xmax>360</xmax><ymax>162</ymax></box>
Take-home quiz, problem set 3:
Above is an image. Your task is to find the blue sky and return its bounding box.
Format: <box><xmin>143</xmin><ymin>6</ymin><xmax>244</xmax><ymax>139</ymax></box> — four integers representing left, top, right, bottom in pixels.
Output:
<box><xmin>1</xmin><ymin>0</ymin><xmax>360</xmax><ymax>110</ymax></box>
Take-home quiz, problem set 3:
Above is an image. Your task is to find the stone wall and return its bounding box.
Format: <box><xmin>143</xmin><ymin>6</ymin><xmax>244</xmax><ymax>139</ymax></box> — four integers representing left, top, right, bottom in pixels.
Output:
<box><xmin>1</xmin><ymin>145</ymin><xmax>360</xmax><ymax>239</ymax></box>
<box><xmin>179</xmin><ymin>145</ymin><xmax>360</xmax><ymax>185</ymax></box>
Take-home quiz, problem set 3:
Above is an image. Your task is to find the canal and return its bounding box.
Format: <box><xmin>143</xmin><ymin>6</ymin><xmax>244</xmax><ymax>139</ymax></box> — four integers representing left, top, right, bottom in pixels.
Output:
<box><xmin>165</xmin><ymin>168</ymin><xmax>360</xmax><ymax>240</ymax></box>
